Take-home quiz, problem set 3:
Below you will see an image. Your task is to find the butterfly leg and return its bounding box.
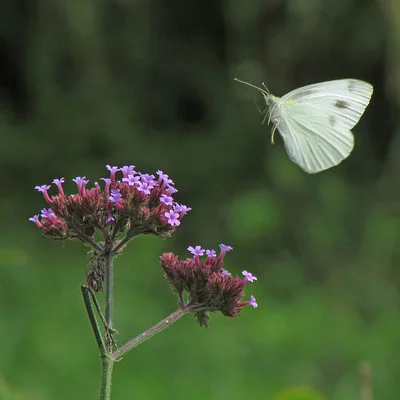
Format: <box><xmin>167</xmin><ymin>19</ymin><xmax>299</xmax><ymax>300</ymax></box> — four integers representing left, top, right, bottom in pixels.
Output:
<box><xmin>271</xmin><ymin>124</ymin><xmax>277</xmax><ymax>144</ymax></box>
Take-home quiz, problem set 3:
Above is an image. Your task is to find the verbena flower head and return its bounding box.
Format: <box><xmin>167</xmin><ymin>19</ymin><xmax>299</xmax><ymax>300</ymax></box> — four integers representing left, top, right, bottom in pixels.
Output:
<box><xmin>160</xmin><ymin>244</ymin><xmax>258</xmax><ymax>327</ymax></box>
<box><xmin>30</xmin><ymin>164</ymin><xmax>191</xmax><ymax>290</ymax></box>
<box><xmin>30</xmin><ymin>164</ymin><xmax>190</xmax><ymax>241</ymax></box>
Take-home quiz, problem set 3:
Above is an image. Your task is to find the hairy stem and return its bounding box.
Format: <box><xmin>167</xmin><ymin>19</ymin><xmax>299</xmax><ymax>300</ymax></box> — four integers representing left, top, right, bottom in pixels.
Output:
<box><xmin>104</xmin><ymin>252</ymin><xmax>114</xmax><ymax>332</ymax></box>
<box><xmin>111</xmin><ymin>307</ymin><xmax>188</xmax><ymax>361</ymax></box>
<box><xmin>99</xmin><ymin>355</ymin><xmax>114</xmax><ymax>400</ymax></box>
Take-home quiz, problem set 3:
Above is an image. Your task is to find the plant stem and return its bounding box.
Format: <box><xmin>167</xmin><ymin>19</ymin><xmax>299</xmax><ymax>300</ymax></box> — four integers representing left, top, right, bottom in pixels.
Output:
<box><xmin>104</xmin><ymin>252</ymin><xmax>113</xmax><ymax>331</ymax></box>
<box><xmin>99</xmin><ymin>355</ymin><xmax>114</xmax><ymax>400</ymax></box>
<box><xmin>111</xmin><ymin>307</ymin><xmax>188</xmax><ymax>361</ymax></box>
<box><xmin>98</xmin><ymin>251</ymin><xmax>114</xmax><ymax>400</ymax></box>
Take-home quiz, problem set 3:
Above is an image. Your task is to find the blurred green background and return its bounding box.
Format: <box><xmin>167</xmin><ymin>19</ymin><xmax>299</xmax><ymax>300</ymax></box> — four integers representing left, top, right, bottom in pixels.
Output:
<box><xmin>0</xmin><ymin>0</ymin><xmax>399</xmax><ymax>399</ymax></box>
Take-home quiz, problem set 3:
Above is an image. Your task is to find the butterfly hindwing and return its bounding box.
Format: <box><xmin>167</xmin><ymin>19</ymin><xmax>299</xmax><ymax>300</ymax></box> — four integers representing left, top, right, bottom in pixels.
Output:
<box><xmin>273</xmin><ymin>79</ymin><xmax>373</xmax><ymax>173</ymax></box>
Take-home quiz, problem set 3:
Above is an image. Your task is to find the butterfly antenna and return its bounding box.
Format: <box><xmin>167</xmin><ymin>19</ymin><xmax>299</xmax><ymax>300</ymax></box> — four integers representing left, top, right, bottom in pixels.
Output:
<box><xmin>233</xmin><ymin>78</ymin><xmax>269</xmax><ymax>95</ymax></box>
<box><xmin>261</xmin><ymin>82</ymin><xmax>270</xmax><ymax>95</ymax></box>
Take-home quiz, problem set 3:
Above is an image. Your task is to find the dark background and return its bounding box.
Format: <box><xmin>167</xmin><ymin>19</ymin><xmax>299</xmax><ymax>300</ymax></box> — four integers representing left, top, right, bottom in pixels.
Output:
<box><xmin>0</xmin><ymin>0</ymin><xmax>399</xmax><ymax>399</ymax></box>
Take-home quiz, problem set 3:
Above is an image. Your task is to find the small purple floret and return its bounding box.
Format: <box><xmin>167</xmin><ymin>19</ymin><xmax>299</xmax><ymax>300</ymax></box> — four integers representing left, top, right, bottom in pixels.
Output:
<box><xmin>221</xmin><ymin>268</ymin><xmax>231</xmax><ymax>277</ymax></box>
<box><xmin>187</xmin><ymin>245</ymin><xmax>205</xmax><ymax>257</ymax></box>
<box><xmin>101</xmin><ymin>178</ymin><xmax>112</xmax><ymax>195</ymax></box>
<box><xmin>29</xmin><ymin>215</ymin><xmax>42</xmax><ymax>227</ymax></box>
<box><xmin>122</xmin><ymin>174</ymin><xmax>140</xmax><ymax>186</ymax></box>
<box><xmin>242</xmin><ymin>270</ymin><xmax>257</xmax><ymax>283</ymax></box>
<box><xmin>73</xmin><ymin>177</ymin><xmax>89</xmax><ymax>195</ymax></box>
<box><xmin>106</xmin><ymin>165</ymin><xmax>119</xmax><ymax>183</ymax></box>
<box><xmin>109</xmin><ymin>189</ymin><xmax>123</xmax><ymax>203</ymax></box>
<box><xmin>165</xmin><ymin>186</ymin><xmax>178</xmax><ymax>195</ymax></box>
<box><xmin>137</xmin><ymin>181</ymin><xmax>151</xmax><ymax>195</ymax></box>
<box><xmin>35</xmin><ymin>185</ymin><xmax>52</xmax><ymax>203</ymax></box>
<box><xmin>206</xmin><ymin>249</ymin><xmax>216</xmax><ymax>257</ymax></box>
<box><xmin>249</xmin><ymin>295</ymin><xmax>258</xmax><ymax>308</ymax></box>
<box><xmin>160</xmin><ymin>194</ymin><xmax>173</xmax><ymax>206</ymax></box>
<box><xmin>165</xmin><ymin>210</ymin><xmax>180</xmax><ymax>226</ymax></box>
<box><xmin>121</xmin><ymin>165</ymin><xmax>136</xmax><ymax>178</ymax></box>
<box><xmin>41</xmin><ymin>208</ymin><xmax>56</xmax><ymax>219</ymax></box>
<box><xmin>52</xmin><ymin>178</ymin><xmax>65</xmax><ymax>196</ymax></box>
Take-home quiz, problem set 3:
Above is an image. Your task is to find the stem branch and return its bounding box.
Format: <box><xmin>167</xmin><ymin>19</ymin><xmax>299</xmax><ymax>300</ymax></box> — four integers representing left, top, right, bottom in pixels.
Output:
<box><xmin>111</xmin><ymin>307</ymin><xmax>188</xmax><ymax>361</ymax></box>
<box><xmin>81</xmin><ymin>285</ymin><xmax>107</xmax><ymax>356</ymax></box>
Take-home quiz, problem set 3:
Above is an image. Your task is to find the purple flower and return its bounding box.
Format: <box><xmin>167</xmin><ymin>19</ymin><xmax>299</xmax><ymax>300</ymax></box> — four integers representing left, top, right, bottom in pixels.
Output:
<box><xmin>35</xmin><ymin>185</ymin><xmax>52</xmax><ymax>203</ymax></box>
<box><xmin>249</xmin><ymin>295</ymin><xmax>258</xmax><ymax>308</ymax></box>
<box><xmin>242</xmin><ymin>270</ymin><xmax>257</xmax><ymax>283</ymax></box>
<box><xmin>220</xmin><ymin>244</ymin><xmax>233</xmax><ymax>253</ymax></box>
<box><xmin>73</xmin><ymin>177</ymin><xmax>89</xmax><ymax>195</ymax></box>
<box><xmin>219</xmin><ymin>244</ymin><xmax>233</xmax><ymax>260</ymax></box>
<box><xmin>121</xmin><ymin>165</ymin><xmax>136</xmax><ymax>178</ymax></box>
<box><xmin>109</xmin><ymin>189</ymin><xmax>123</xmax><ymax>203</ymax></box>
<box><xmin>101</xmin><ymin>178</ymin><xmax>112</xmax><ymax>195</ymax></box>
<box><xmin>106</xmin><ymin>165</ymin><xmax>119</xmax><ymax>183</ymax></box>
<box><xmin>136</xmin><ymin>181</ymin><xmax>151</xmax><ymax>195</ymax></box>
<box><xmin>160</xmin><ymin>194</ymin><xmax>173</xmax><ymax>206</ymax></box>
<box><xmin>174</xmin><ymin>204</ymin><xmax>191</xmax><ymax>215</ymax></box>
<box><xmin>106</xmin><ymin>214</ymin><xmax>115</xmax><ymax>224</ymax></box>
<box><xmin>206</xmin><ymin>249</ymin><xmax>216</xmax><ymax>257</ymax></box>
<box><xmin>29</xmin><ymin>215</ymin><xmax>42</xmax><ymax>227</ymax></box>
<box><xmin>221</xmin><ymin>268</ymin><xmax>231</xmax><ymax>277</ymax></box>
<box><xmin>41</xmin><ymin>208</ymin><xmax>56</xmax><ymax>219</ymax></box>
<box><xmin>140</xmin><ymin>173</ymin><xmax>155</xmax><ymax>183</ymax></box>
<box><xmin>122</xmin><ymin>174</ymin><xmax>140</xmax><ymax>186</ymax></box>
<box><xmin>52</xmin><ymin>178</ymin><xmax>65</xmax><ymax>196</ymax></box>
<box><xmin>187</xmin><ymin>245</ymin><xmax>205</xmax><ymax>257</ymax></box>
<box><xmin>165</xmin><ymin>186</ymin><xmax>178</xmax><ymax>195</ymax></box>
<box><xmin>165</xmin><ymin>210</ymin><xmax>180</xmax><ymax>226</ymax></box>
<box><xmin>156</xmin><ymin>170</ymin><xmax>168</xmax><ymax>183</ymax></box>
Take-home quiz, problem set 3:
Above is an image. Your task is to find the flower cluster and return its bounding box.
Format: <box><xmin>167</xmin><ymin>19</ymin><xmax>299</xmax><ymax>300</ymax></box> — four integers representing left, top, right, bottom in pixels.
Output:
<box><xmin>160</xmin><ymin>244</ymin><xmax>258</xmax><ymax>327</ymax></box>
<box><xmin>30</xmin><ymin>165</ymin><xmax>191</xmax><ymax>243</ymax></box>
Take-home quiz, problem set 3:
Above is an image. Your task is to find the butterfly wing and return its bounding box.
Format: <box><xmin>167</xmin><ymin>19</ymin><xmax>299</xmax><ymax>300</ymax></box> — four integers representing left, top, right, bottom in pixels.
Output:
<box><xmin>273</xmin><ymin>79</ymin><xmax>373</xmax><ymax>173</ymax></box>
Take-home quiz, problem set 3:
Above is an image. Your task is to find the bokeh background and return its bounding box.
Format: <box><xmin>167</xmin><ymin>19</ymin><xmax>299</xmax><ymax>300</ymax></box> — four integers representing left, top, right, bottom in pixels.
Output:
<box><xmin>0</xmin><ymin>0</ymin><xmax>399</xmax><ymax>399</ymax></box>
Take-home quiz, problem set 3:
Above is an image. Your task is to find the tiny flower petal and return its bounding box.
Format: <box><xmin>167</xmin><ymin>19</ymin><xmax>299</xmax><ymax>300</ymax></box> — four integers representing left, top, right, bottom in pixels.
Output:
<box><xmin>242</xmin><ymin>270</ymin><xmax>257</xmax><ymax>283</ymax></box>
<box><xmin>52</xmin><ymin>178</ymin><xmax>65</xmax><ymax>196</ymax></box>
<box><xmin>29</xmin><ymin>215</ymin><xmax>42</xmax><ymax>227</ymax></box>
<box><xmin>35</xmin><ymin>185</ymin><xmax>52</xmax><ymax>203</ymax></box>
<box><xmin>166</xmin><ymin>186</ymin><xmax>178</xmax><ymax>195</ymax></box>
<box><xmin>206</xmin><ymin>249</ymin><xmax>216</xmax><ymax>257</ymax></box>
<box><xmin>160</xmin><ymin>194</ymin><xmax>173</xmax><ymax>206</ymax></box>
<box><xmin>187</xmin><ymin>245</ymin><xmax>205</xmax><ymax>257</ymax></box>
<box><xmin>165</xmin><ymin>210</ymin><xmax>180</xmax><ymax>226</ymax></box>
<box><xmin>41</xmin><ymin>208</ymin><xmax>56</xmax><ymax>219</ymax></box>
<box><xmin>221</xmin><ymin>268</ymin><xmax>231</xmax><ymax>276</ymax></box>
<box><xmin>219</xmin><ymin>244</ymin><xmax>233</xmax><ymax>253</ymax></box>
<box><xmin>249</xmin><ymin>295</ymin><xmax>258</xmax><ymax>308</ymax></box>
<box><xmin>122</xmin><ymin>174</ymin><xmax>140</xmax><ymax>186</ymax></box>
<box><xmin>109</xmin><ymin>189</ymin><xmax>123</xmax><ymax>203</ymax></box>
<box><xmin>101</xmin><ymin>178</ymin><xmax>112</xmax><ymax>195</ymax></box>
<box><xmin>174</xmin><ymin>204</ymin><xmax>191</xmax><ymax>215</ymax></box>
<box><xmin>137</xmin><ymin>181</ymin><xmax>151</xmax><ymax>195</ymax></box>
<box><xmin>121</xmin><ymin>165</ymin><xmax>136</xmax><ymax>178</ymax></box>
<box><xmin>106</xmin><ymin>165</ymin><xmax>119</xmax><ymax>184</ymax></box>
<box><xmin>73</xmin><ymin>177</ymin><xmax>89</xmax><ymax>194</ymax></box>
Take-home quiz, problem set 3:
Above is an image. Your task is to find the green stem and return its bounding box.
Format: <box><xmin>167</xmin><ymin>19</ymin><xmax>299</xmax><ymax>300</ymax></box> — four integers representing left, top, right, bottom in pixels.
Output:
<box><xmin>99</xmin><ymin>355</ymin><xmax>114</xmax><ymax>400</ymax></box>
<box><xmin>98</xmin><ymin>251</ymin><xmax>114</xmax><ymax>400</ymax></box>
<box><xmin>104</xmin><ymin>252</ymin><xmax>113</xmax><ymax>331</ymax></box>
<box><xmin>111</xmin><ymin>307</ymin><xmax>188</xmax><ymax>361</ymax></box>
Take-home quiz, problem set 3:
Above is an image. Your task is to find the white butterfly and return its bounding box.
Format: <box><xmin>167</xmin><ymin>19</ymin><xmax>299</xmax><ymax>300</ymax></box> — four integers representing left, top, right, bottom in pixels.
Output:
<box><xmin>235</xmin><ymin>78</ymin><xmax>373</xmax><ymax>173</ymax></box>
